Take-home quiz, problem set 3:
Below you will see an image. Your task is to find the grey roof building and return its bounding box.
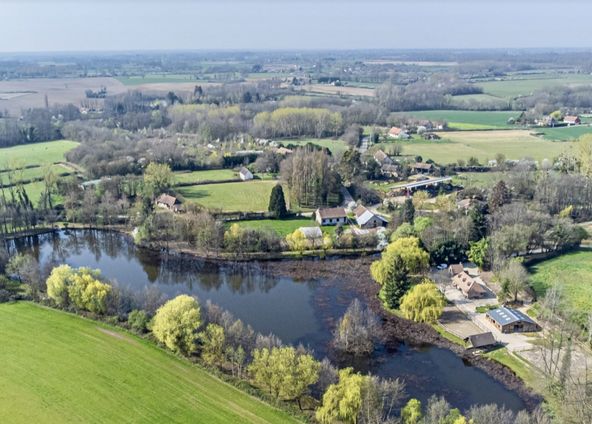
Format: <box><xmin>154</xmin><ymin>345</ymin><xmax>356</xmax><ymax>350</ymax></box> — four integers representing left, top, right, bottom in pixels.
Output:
<box><xmin>486</xmin><ymin>307</ymin><xmax>541</xmax><ymax>334</ymax></box>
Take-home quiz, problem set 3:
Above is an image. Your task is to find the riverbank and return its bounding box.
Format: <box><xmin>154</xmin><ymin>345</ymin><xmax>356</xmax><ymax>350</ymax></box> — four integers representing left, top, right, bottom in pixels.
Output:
<box><xmin>8</xmin><ymin>228</ymin><xmax>540</xmax><ymax>411</ymax></box>
<box><xmin>260</xmin><ymin>258</ymin><xmax>543</xmax><ymax>411</ymax></box>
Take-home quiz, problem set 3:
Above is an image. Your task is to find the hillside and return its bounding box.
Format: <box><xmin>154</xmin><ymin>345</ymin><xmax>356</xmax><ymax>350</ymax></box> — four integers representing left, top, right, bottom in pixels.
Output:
<box><xmin>0</xmin><ymin>302</ymin><xmax>300</xmax><ymax>424</ymax></box>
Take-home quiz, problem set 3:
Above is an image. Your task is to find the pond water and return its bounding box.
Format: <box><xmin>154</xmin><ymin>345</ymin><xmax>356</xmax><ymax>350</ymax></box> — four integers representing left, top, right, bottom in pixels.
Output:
<box><xmin>10</xmin><ymin>229</ymin><xmax>526</xmax><ymax>411</ymax></box>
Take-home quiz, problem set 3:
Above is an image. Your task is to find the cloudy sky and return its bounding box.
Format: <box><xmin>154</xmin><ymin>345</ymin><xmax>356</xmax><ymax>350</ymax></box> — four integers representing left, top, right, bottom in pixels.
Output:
<box><xmin>1</xmin><ymin>0</ymin><xmax>591</xmax><ymax>52</ymax></box>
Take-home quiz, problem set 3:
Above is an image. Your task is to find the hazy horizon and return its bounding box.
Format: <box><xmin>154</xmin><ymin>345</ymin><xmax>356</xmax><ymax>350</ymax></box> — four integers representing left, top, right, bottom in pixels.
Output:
<box><xmin>1</xmin><ymin>0</ymin><xmax>591</xmax><ymax>53</ymax></box>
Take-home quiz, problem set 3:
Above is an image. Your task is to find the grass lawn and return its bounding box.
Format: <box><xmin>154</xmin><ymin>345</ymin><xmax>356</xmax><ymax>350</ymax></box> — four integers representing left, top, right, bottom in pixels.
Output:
<box><xmin>233</xmin><ymin>218</ymin><xmax>336</xmax><ymax>237</ymax></box>
<box><xmin>174</xmin><ymin>169</ymin><xmax>238</xmax><ymax>185</ymax></box>
<box><xmin>0</xmin><ymin>302</ymin><xmax>299</xmax><ymax>424</ymax></box>
<box><xmin>280</xmin><ymin>138</ymin><xmax>349</xmax><ymax>155</ymax></box>
<box><xmin>485</xmin><ymin>347</ymin><xmax>534</xmax><ymax>387</ymax></box>
<box><xmin>529</xmin><ymin>249</ymin><xmax>592</xmax><ymax>320</ymax></box>
<box><xmin>178</xmin><ymin>180</ymin><xmax>281</xmax><ymax>212</ymax></box>
<box><xmin>390</xmin><ymin>110</ymin><xmax>520</xmax><ymax>130</ymax></box>
<box><xmin>388</xmin><ymin>130</ymin><xmax>572</xmax><ymax>164</ymax></box>
<box><xmin>0</xmin><ymin>140</ymin><xmax>79</xmax><ymax>168</ymax></box>
<box><xmin>537</xmin><ymin>125</ymin><xmax>592</xmax><ymax>141</ymax></box>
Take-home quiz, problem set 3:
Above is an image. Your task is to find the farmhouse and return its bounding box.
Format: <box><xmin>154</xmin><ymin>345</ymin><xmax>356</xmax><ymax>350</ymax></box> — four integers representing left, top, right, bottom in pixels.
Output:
<box><xmin>464</xmin><ymin>332</ymin><xmax>497</xmax><ymax>349</ymax></box>
<box><xmin>486</xmin><ymin>307</ymin><xmax>541</xmax><ymax>334</ymax></box>
<box><xmin>155</xmin><ymin>194</ymin><xmax>181</xmax><ymax>212</ymax></box>
<box><xmin>411</xmin><ymin>162</ymin><xmax>434</xmax><ymax>174</ymax></box>
<box><xmin>422</xmin><ymin>132</ymin><xmax>441</xmax><ymax>141</ymax></box>
<box><xmin>239</xmin><ymin>167</ymin><xmax>253</xmax><ymax>181</ymax></box>
<box><xmin>381</xmin><ymin>164</ymin><xmax>399</xmax><ymax>178</ymax></box>
<box><xmin>452</xmin><ymin>271</ymin><xmax>487</xmax><ymax>298</ymax></box>
<box><xmin>563</xmin><ymin>115</ymin><xmax>581</xmax><ymax>126</ymax></box>
<box><xmin>374</xmin><ymin>149</ymin><xmax>394</xmax><ymax>166</ymax></box>
<box><xmin>315</xmin><ymin>207</ymin><xmax>348</xmax><ymax>226</ymax></box>
<box><xmin>354</xmin><ymin>205</ymin><xmax>388</xmax><ymax>229</ymax></box>
<box><xmin>387</xmin><ymin>127</ymin><xmax>410</xmax><ymax>140</ymax></box>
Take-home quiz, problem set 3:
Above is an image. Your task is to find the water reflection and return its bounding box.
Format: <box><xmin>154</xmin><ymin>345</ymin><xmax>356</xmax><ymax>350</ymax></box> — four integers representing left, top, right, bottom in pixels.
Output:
<box><xmin>9</xmin><ymin>229</ymin><xmax>526</xmax><ymax>411</ymax></box>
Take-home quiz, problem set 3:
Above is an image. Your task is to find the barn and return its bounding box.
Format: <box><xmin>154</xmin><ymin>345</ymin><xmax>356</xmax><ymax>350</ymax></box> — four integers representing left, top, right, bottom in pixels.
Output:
<box><xmin>486</xmin><ymin>307</ymin><xmax>541</xmax><ymax>334</ymax></box>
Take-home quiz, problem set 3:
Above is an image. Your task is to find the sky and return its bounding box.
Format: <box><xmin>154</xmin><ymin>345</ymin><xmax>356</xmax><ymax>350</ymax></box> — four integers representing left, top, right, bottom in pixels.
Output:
<box><xmin>1</xmin><ymin>0</ymin><xmax>591</xmax><ymax>53</ymax></box>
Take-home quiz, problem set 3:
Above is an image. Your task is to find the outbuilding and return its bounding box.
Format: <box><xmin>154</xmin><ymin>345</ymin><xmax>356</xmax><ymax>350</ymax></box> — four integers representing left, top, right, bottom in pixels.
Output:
<box><xmin>464</xmin><ymin>332</ymin><xmax>497</xmax><ymax>349</ymax></box>
<box><xmin>486</xmin><ymin>307</ymin><xmax>541</xmax><ymax>334</ymax></box>
<box><xmin>155</xmin><ymin>194</ymin><xmax>181</xmax><ymax>212</ymax></box>
<box><xmin>315</xmin><ymin>207</ymin><xmax>348</xmax><ymax>226</ymax></box>
<box><xmin>239</xmin><ymin>167</ymin><xmax>253</xmax><ymax>181</ymax></box>
<box><xmin>354</xmin><ymin>205</ymin><xmax>388</xmax><ymax>229</ymax></box>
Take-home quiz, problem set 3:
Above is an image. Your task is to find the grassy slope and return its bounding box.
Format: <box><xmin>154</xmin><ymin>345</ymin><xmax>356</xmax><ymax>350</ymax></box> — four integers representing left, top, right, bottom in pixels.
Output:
<box><xmin>0</xmin><ymin>140</ymin><xmax>79</xmax><ymax>168</ymax></box>
<box><xmin>390</xmin><ymin>130</ymin><xmax>571</xmax><ymax>163</ymax></box>
<box><xmin>529</xmin><ymin>249</ymin><xmax>592</xmax><ymax>317</ymax></box>
<box><xmin>178</xmin><ymin>180</ymin><xmax>280</xmax><ymax>212</ymax></box>
<box><xmin>0</xmin><ymin>302</ymin><xmax>299</xmax><ymax>424</ymax></box>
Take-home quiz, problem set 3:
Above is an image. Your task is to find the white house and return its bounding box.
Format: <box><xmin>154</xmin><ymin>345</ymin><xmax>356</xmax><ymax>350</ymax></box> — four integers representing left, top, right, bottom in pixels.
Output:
<box><xmin>315</xmin><ymin>207</ymin><xmax>348</xmax><ymax>226</ymax></box>
<box><xmin>239</xmin><ymin>167</ymin><xmax>253</xmax><ymax>181</ymax></box>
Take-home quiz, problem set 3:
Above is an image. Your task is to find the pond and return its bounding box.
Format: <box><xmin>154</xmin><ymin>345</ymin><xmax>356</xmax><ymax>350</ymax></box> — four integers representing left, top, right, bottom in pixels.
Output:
<box><xmin>10</xmin><ymin>229</ymin><xmax>526</xmax><ymax>411</ymax></box>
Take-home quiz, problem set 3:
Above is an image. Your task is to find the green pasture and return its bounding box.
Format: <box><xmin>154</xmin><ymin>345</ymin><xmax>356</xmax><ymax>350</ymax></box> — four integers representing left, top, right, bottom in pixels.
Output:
<box><xmin>174</xmin><ymin>169</ymin><xmax>238</xmax><ymax>185</ymax></box>
<box><xmin>280</xmin><ymin>138</ymin><xmax>349</xmax><ymax>155</ymax></box>
<box><xmin>390</xmin><ymin>110</ymin><xmax>520</xmax><ymax>130</ymax></box>
<box><xmin>0</xmin><ymin>140</ymin><xmax>79</xmax><ymax>168</ymax></box>
<box><xmin>477</xmin><ymin>73</ymin><xmax>592</xmax><ymax>99</ymax></box>
<box><xmin>529</xmin><ymin>249</ymin><xmax>592</xmax><ymax>323</ymax></box>
<box><xmin>0</xmin><ymin>302</ymin><xmax>298</xmax><ymax>424</ymax></box>
<box><xmin>232</xmin><ymin>217</ymin><xmax>336</xmax><ymax>237</ymax></box>
<box><xmin>178</xmin><ymin>180</ymin><xmax>281</xmax><ymax>212</ymax></box>
<box><xmin>536</xmin><ymin>125</ymin><xmax>592</xmax><ymax>141</ymax></box>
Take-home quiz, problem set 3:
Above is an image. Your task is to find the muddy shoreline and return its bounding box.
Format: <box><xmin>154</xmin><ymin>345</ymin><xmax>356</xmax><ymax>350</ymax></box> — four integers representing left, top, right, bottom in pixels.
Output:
<box><xmin>256</xmin><ymin>256</ymin><xmax>543</xmax><ymax>411</ymax></box>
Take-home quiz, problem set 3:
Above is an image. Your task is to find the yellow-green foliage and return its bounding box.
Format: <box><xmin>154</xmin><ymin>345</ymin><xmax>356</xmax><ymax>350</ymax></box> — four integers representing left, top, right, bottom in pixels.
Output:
<box><xmin>248</xmin><ymin>346</ymin><xmax>320</xmax><ymax>401</ymax></box>
<box><xmin>286</xmin><ymin>229</ymin><xmax>307</xmax><ymax>252</ymax></box>
<box><xmin>370</xmin><ymin>236</ymin><xmax>429</xmax><ymax>285</ymax></box>
<box><xmin>254</xmin><ymin>107</ymin><xmax>342</xmax><ymax>138</ymax></box>
<box><xmin>316</xmin><ymin>368</ymin><xmax>367</xmax><ymax>424</ymax></box>
<box><xmin>46</xmin><ymin>264</ymin><xmax>74</xmax><ymax>306</ymax></box>
<box><xmin>578</xmin><ymin>134</ymin><xmax>592</xmax><ymax>177</ymax></box>
<box><xmin>152</xmin><ymin>295</ymin><xmax>201</xmax><ymax>355</ymax></box>
<box><xmin>400</xmin><ymin>280</ymin><xmax>446</xmax><ymax>323</ymax></box>
<box><xmin>401</xmin><ymin>398</ymin><xmax>422</xmax><ymax>424</ymax></box>
<box><xmin>46</xmin><ymin>265</ymin><xmax>111</xmax><ymax>314</ymax></box>
<box><xmin>198</xmin><ymin>323</ymin><xmax>225</xmax><ymax>367</ymax></box>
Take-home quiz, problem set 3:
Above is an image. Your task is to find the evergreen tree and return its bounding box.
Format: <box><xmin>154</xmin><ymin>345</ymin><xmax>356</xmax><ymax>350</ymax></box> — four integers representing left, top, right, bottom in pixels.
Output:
<box><xmin>469</xmin><ymin>203</ymin><xmax>488</xmax><ymax>241</ymax></box>
<box><xmin>402</xmin><ymin>197</ymin><xmax>415</xmax><ymax>224</ymax></box>
<box><xmin>268</xmin><ymin>184</ymin><xmax>288</xmax><ymax>218</ymax></box>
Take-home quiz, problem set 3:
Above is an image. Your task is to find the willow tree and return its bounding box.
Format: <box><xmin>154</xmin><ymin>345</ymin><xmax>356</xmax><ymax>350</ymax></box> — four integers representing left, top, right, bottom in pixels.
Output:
<box><xmin>400</xmin><ymin>280</ymin><xmax>445</xmax><ymax>323</ymax></box>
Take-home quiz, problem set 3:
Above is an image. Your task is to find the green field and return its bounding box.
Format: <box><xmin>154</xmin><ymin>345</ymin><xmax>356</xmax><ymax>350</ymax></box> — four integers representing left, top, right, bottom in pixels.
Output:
<box><xmin>387</xmin><ymin>130</ymin><xmax>572</xmax><ymax>163</ymax></box>
<box><xmin>174</xmin><ymin>169</ymin><xmax>239</xmax><ymax>185</ymax></box>
<box><xmin>391</xmin><ymin>110</ymin><xmax>520</xmax><ymax>130</ymax></box>
<box><xmin>116</xmin><ymin>74</ymin><xmax>201</xmax><ymax>85</ymax></box>
<box><xmin>449</xmin><ymin>94</ymin><xmax>510</xmax><ymax>110</ymax></box>
<box><xmin>537</xmin><ymin>125</ymin><xmax>592</xmax><ymax>141</ymax></box>
<box><xmin>0</xmin><ymin>164</ymin><xmax>70</xmax><ymax>185</ymax></box>
<box><xmin>0</xmin><ymin>140</ymin><xmax>79</xmax><ymax>168</ymax></box>
<box><xmin>178</xmin><ymin>180</ymin><xmax>281</xmax><ymax>212</ymax></box>
<box><xmin>234</xmin><ymin>217</ymin><xmax>329</xmax><ymax>237</ymax></box>
<box><xmin>0</xmin><ymin>302</ymin><xmax>298</xmax><ymax>424</ymax></box>
<box><xmin>529</xmin><ymin>249</ymin><xmax>592</xmax><ymax>320</ymax></box>
<box><xmin>280</xmin><ymin>138</ymin><xmax>349</xmax><ymax>155</ymax></box>
<box><xmin>477</xmin><ymin>74</ymin><xmax>592</xmax><ymax>99</ymax></box>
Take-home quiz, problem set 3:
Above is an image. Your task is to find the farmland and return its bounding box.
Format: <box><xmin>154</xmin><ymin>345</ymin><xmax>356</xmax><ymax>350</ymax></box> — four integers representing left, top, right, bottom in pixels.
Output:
<box><xmin>452</xmin><ymin>172</ymin><xmax>505</xmax><ymax>189</ymax></box>
<box><xmin>529</xmin><ymin>249</ymin><xmax>592</xmax><ymax>324</ymax></box>
<box><xmin>393</xmin><ymin>130</ymin><xmax>572</xmax><ymax>163</ymax></box>
<box><xmin>174</xmin><ymin>169</ymin><xmax>238</xmax><ymax>184</ymax></box>
<box><xmin>177</xmin><ymin>180</ymin><xmax>281</xmax><ymax>212</ymax></box>
<box><xmin>0</xmin><ymin>140</ymin><xmax>79</xmax><ymax>168</ymax></box>
<box><xmin>0</xmin><ymin>302</ymin><xmax>298</xmax><ymax>424</ymax></box>
<box><xmin>536</xmin><ymin>125</ymin><xmax>592</xmax><ymax>141</ymax></box>
<box><xmin>391</xmin><ymin>110</ymin><xmax>520</xmax><ymax>130</ymax></box>
<box><xmin>476</xmin><ymin>73</ymin><xmax>592</xmax><ymax>99</ymax></box>
<box><xmin>0</xmin><ymin>78</ymin><xmax>126</xmax><ymax>115</ymax></box>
